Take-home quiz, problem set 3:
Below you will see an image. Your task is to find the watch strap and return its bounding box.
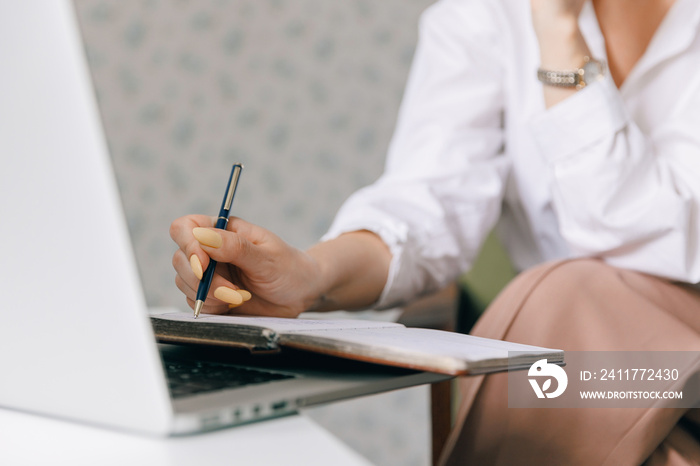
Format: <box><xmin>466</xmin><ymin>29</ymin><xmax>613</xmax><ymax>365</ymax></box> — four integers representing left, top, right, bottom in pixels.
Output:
<box><xmin>536</xmin><ymin>68</ymin><xmax>583</xmax><ymax>88</ymax></box>
<box><xmin>537</xmin><ymin>56</ymin><xmax>600</xmax><ymax>90</ymax></box>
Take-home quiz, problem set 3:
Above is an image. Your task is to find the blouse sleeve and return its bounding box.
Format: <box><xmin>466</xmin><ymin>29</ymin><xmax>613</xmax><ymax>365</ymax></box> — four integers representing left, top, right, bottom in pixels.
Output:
<box><xmin>323</xmin><ymin>0</ymin><xmax>510</xmax><ymax>309</ymax></box>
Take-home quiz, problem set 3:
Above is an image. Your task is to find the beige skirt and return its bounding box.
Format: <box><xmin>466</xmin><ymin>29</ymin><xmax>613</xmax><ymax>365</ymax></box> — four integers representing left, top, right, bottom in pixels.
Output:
<box><xmin>439</xmin><ymin>259</ymin><xmax>700</xmax><ymax>466</ymax></box>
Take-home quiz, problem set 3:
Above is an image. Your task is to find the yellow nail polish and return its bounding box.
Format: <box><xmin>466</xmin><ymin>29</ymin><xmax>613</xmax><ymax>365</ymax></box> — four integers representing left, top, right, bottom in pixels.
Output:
<box><xmin>214</xmin><ymin>286</ymin><xmax>243</xmax><ymax>305</ymax></box>
<box><xmin>228</xmin><ymin>303</ymin><xmax>242</xmax><ymax>310</ymax></box>
<box><xmin>193</xmin><ymin>227</ymin><xmax>222</xmax><ymax>248</ymax></box>
<box><xmin>237</xmin><ymin>290</ymin><xmax>252</xmax><ymax>301</ymax></box>
<box><xmin>189</xmin><ymin>255</ymin><xmax>203</xmax><ymax>280</ymax></box>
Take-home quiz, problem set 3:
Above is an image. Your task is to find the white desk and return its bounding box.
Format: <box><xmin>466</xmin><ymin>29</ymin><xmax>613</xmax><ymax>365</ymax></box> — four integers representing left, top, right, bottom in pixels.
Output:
<box><xmin>0</xmin><ymin>408</ymin><xmax>372</xmax><ymax>466</ymax></box>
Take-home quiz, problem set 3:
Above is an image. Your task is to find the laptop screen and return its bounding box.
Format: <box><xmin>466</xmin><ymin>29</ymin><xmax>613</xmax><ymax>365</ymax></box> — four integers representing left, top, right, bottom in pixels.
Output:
<box><xmin>0</xmin><ymin>0</ymin><xmax>173</xmax><ymax>434</ymax></box>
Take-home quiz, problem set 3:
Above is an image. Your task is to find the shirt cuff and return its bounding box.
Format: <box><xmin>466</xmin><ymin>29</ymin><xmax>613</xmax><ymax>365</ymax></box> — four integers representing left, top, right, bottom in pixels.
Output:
<box><xmin>322</xmin><ymin>209</ymin><xmax>416</xmax><ymax>310</ymax></box>
<box><xmin>530</xmin><ymin>73</ymin><xmax>628</xmax><ymax>163</ymax></box>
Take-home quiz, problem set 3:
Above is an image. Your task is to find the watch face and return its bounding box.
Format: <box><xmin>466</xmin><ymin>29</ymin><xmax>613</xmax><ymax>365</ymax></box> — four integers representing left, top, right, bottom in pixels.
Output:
<box><xmin>582</xmin><ymin>59</ymin><xmax>605</xmax><ymax>85</ymax></box>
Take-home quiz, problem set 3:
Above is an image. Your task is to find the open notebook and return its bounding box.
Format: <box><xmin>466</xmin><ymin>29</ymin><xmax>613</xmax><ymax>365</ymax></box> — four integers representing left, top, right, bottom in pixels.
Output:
<box><xmin>152</xmin><ymin>313</ymin><xmax>564</xmax><ymax>376</ymax></box>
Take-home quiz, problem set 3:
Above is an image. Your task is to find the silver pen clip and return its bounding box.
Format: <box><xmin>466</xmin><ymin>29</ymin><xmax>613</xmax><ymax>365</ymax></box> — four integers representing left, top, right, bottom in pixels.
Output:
<box><xmin>224</xmin><ymin>164</ymin><xmax>243</xmax><ymax>211</ymax></box>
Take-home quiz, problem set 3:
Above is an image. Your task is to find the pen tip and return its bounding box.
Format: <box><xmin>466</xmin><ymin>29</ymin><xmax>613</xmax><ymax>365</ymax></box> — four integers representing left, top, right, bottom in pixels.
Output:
<box><xmin>194</xmin><ymin>300</ymin><xmax>204</xmax><ymax>319</ymax></box>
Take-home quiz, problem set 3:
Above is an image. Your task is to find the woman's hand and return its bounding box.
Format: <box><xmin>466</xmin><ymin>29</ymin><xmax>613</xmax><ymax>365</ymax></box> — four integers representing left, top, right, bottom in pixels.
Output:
<box><xmin>170</xmin><ymin>215</ymin><xmax>323</xmax><ymax>317</ymax></box>
<box><xmin>170</xmin><ymin>214</ymin><xmax>392</xmax><ymax>318</ymax></box>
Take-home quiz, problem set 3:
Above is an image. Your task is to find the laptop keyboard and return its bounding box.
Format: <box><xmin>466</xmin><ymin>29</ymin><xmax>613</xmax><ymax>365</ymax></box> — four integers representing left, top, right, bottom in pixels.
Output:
<box><xmin>163</xmin><ymin>359</ymin><xmax>297</xmax><ymax>399</ymax></box>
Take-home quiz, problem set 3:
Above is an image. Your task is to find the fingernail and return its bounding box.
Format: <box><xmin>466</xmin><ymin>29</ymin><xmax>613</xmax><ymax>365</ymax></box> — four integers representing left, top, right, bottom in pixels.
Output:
<box><xmin>193</xmin><ymin>227</ymin><xmax>222</xmax><ymax>248</ymax></box>
<box><xmin>189</xmin><ymin>255</ymin><xmax>203</xmax><ymax>280</ymax></box>
<box><xmin>228</xmin><ymin>303</ymin><xmax>241</xmax><ymax>310</ymax></box>
<box><xmin>237</xmin><ymin>290</ymin><xmax>252</xmax><ymax>301</ymax></box>
<box><xmin>214</xmin><ymin>286</ymin><xmax>243</xmax><ymax>305</ymax></box>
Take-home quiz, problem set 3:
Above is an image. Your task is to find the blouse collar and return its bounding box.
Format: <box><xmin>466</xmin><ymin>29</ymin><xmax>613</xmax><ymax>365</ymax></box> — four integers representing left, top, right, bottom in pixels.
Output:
<box><xmin>578</xmin><ymin>0</ymin><xmax>700</xmax><ymax>91</ymax></box>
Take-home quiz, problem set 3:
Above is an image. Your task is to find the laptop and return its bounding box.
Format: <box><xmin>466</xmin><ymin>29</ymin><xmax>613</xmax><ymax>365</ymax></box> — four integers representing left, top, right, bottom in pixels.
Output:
<box><xmin>0</xmin><ymin>0</ymin><xmax>448</xmax><ymax>435</ymax></box>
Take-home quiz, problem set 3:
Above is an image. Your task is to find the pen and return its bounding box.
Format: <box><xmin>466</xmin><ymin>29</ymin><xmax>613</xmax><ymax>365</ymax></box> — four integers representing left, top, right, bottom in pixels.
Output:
<box><xmin>194</xmin><ymin>163</ymin><xmax>243</xmax><ymax>318</ymax></box>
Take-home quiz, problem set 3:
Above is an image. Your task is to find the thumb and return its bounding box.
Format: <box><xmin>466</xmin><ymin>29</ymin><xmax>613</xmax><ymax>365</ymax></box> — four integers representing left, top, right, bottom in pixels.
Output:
<box><xmin>192</xmin><ymin>227</ymin><xmax>261</xmax><ymax>271</ymax></box>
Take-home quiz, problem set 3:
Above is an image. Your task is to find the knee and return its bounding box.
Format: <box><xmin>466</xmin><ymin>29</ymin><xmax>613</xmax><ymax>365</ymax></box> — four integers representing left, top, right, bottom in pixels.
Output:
<box><xmin>492</xmin><ymin>259</ymin><xmax>622</xmax><ymax>343</ymax></box>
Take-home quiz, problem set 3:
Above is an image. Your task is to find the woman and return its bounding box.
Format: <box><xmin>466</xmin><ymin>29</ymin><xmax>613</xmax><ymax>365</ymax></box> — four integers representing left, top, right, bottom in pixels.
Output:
<box><xmin>171</xmin><ymin>0</ymin><xmax>700</xmax><ymax>463</ymax></box>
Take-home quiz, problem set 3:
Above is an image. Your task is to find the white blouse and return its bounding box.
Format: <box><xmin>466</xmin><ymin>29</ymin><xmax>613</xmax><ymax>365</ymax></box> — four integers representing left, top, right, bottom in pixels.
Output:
<box><xmin>324</xmin><ymin>0</ymin><xmax>700</xmax><ymax>309</ymax></box>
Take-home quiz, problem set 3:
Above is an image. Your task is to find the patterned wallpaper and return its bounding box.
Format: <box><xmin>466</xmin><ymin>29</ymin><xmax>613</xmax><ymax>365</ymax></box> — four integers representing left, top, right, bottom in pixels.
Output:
<box><xmin>73</xmin><ymin>0</ymin><xmax>433</xmax><ymax>309</ymax></box>
<box><xmin>73</xmin><ymin>1</ymin><xmax>436</xmax><ymax>465</ymax></box>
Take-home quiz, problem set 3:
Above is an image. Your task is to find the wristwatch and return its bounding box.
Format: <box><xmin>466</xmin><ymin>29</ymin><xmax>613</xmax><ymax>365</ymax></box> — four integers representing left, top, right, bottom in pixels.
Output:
<box><xmin>537</xmin><ymin>56</ymin><xmax>606</xmax><ymax>90</ymax></box>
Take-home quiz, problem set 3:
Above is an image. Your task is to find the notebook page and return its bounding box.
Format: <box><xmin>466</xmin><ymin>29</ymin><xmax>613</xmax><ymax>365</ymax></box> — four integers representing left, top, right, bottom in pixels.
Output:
<box><xmin>282</xmin><ymin>327</ymin><xmax>561</xmax><ymax>363</ymax></box>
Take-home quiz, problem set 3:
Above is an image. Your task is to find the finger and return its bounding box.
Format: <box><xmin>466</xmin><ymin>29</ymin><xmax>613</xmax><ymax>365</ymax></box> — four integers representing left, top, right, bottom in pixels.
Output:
<box><xmin>172</xmin><ymin>215</ymin><xmax>259</xmax><ymax>314</ymax></box>
<box><xmin>170</xmin><ymin>214</ymin><xmax>217</xmax><ymax>276</ymax></box>
<box><xmin>226</xmin><ymin>216</ymin><xmax>269</xmax><ymax>244</ymax></box>
<box><xmin>185</xmin><ymin>286</ymin><xmax>252</xmax><ymax>316</ymax></box>
<box><xmin>237</xmin><ymin>289</ymin><xmax>252</xmax><ymax>301</ymax></box>
<box><xmin>175</xmin><ymin>273</ymin><xmax>196</xmax><ymax>303</ymax></box>
<box><xmin>192</xmin><ymin>227</ymin><xmax>264</xmax><ymax>274</ymax></box>
<box><xmin>175</xmin><ymin>275</ymin><xmax>242</xmax><ymax>314</ymax></box>
<box><xmin>184</xmin><ymin>275</ymin><xmax>253</xmax><ymax>313</ymax></box>
<box><xmin>223</xmin><ymin>289</ymin><xmax>253</xmax><ymax>310</ymax></box>
<box><xmin>172</xmin><ymin>248</ymin><xmax>201</xmax><ymax>293</ymax></box>
<box><xmin>174</xmin><ymin>249</ymin><xmax>238</xmax><ymax>305</ymax></box>
<box><xmin>185</xmin><ymin>258</ymin><xmax>251</xmax><ymax>305</ymax></box>
<box><xmin>169</xmin><ymin>214</ymin><xmax>215</xmax><ymax>245</ymax></box>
